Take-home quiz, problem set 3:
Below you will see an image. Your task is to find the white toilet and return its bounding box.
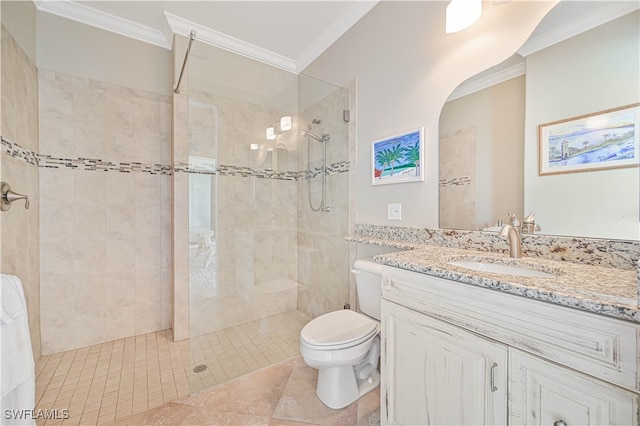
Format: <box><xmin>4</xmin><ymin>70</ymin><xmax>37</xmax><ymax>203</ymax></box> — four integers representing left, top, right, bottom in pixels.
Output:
<box><xmin>299</xmin><ymin>259</ymin><xmax>382</xmax><ymax>409</ymax></box>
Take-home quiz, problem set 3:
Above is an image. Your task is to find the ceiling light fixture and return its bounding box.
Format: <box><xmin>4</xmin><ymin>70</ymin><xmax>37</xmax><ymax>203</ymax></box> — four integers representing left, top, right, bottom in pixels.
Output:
<box><xmin>446</xmin><ymin>0</ymin><xmax>482</xmax><ymax>34</ymax></box>
<box><xmin>266</xmin><ymin>127</ymin><xmax>276</xmax><ymax>140</ymax></box>
<box><xmin>280</xmin><ymin>116</ymin><xmax>292</xmax><ymax>132</ymax></box>
<box><xmin>265</xmin><ymin>116</ymin><xmax>292</xmax><ymax>140</ymax></box>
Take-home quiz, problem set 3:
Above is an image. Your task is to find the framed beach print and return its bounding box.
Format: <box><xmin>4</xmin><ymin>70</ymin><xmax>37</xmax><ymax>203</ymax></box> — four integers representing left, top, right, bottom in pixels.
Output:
<box><xmin>538</xmin><ymin>103</ymin><xmax>640</xmax><ymax>176</ymax></box>
<box><xmin>372</xmin><ymin>128</ymin><xmax>424</xmax><ymax>185</ymax></box>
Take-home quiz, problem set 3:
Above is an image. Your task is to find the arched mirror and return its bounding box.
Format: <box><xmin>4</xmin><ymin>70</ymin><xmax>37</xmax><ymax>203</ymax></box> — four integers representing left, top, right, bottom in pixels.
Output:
<box><xmin>439</xmin><ymin>1</ymin><xmax>640</xmax><ymax>240</ymax></box>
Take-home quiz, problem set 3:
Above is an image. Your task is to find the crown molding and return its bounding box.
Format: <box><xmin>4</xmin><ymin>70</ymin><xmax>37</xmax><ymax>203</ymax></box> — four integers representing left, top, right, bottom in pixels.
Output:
<box><xmin>518</xmin><ymin>1</ymin><xmax>639</xmax><ymax>57</ymax></box>
<box><xmin>33</xmin><ymin>0</ymin><xmax>377</xmax><ymax>74</ymax></box>
<box><xmin>447</xmin><ymin>61</ymin><xmax>525</xmax><ymax>101</ymax></box>
<box><xmin>34</xmin><ymin>0</ymin><xmax>170</xmax><ymax>49</ymax></box>
<box><xmin>164</xmin><ymin>12</ymin><xmax>297</xmax><ymax>73</ymax></box>
<box><xmin>296</xmin><ymin>1</ymin><xmax>379</xmax><ymax>72</ymax></box>
<box><xmin>34</xmin><ymin>0</ymin><xmax>376</xmax><ymax>74</ymax></box>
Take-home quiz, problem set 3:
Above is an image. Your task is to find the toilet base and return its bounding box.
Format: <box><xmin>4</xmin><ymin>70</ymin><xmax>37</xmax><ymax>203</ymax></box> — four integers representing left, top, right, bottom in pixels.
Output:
<box><xmin>315</xmin><ymin>365</ymin><xmax>380</xmax><ymax>409</ymax></box>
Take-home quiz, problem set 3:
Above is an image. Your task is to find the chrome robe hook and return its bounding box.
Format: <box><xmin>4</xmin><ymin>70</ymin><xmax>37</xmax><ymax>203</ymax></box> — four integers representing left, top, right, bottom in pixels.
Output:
<box><xmin>1</xmin><ymin>182</ymin><xmax>29</xmax><ymax>211</ymax></box>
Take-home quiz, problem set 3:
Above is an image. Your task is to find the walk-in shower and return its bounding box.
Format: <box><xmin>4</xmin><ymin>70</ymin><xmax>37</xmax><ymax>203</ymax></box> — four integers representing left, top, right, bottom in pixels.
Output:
<box><xmin>178</xmin><ymin>39</ymin><xmax>351</xmax><ymax>396</ymax></box>
<box><xmin>303</xmin><ymin>124</ymin><xmax>331</xmax><ymax>212</ymax></box>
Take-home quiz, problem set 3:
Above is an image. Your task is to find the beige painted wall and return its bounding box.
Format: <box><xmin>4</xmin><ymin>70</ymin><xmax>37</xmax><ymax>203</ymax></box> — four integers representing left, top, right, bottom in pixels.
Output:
<box><xmin>303</xmin><ymin>1</ymin><xmax>557</xmax><ymax>228</ymax></box>
<box><xmin>1</xmin><ymin>1</ymin><xmax>36</xmax><ymax>62</ymax></box>
<box><xmin>37</xmin><ymin>11</ymin><xmax>172</xmax><ymax>96</ymax></box>
<box><xmin>524</xmin><ymin>11</ymin><xmax>639</xmax><ymax>240</ymax></box>
<box><xmin>188</xmin><ymin>41</ymin><xmax>298</xmax><ymax>113</ymax></box>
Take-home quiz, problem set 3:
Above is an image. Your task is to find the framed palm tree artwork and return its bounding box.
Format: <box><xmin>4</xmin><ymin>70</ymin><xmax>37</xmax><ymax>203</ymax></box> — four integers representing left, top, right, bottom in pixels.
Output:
<box><xmin>372</xmin><ymin>127</ymin><xmax>424</xmax><ymax>185</ymax></box>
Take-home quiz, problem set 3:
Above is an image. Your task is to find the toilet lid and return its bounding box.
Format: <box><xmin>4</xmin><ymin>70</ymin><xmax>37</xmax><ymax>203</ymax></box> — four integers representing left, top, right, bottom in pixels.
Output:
<box><xmin>300</xmin><ymin>310</ymin><xmax>378</xmax><ymax>347</ymax></box>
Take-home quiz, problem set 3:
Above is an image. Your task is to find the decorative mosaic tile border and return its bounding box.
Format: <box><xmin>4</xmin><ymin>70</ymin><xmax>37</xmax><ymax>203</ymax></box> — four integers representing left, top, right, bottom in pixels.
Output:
<box><xmin>353</xmin><ymin>224</ymin><xmax>640</xmax><ymax>271</ymax></box>
<box><xmin>299</xmin><ymin>161</ymin><xmax>351</xmax><ymax>179</ymax></box>
<box><xmin>439</xmin><ymin>176</ymin><xmax>471</xmax><ymax>187</ymax></box>
<box><xmin>220</xmin><ymin>166</ymin><xmax>298</xmax><ymax>180</ymax></box>
<box><xmin>2</xmin><ymin>136</ymin><xmax>350</xmax><ymax>180</ymax></box>
<box><xmin>173</xmin><ymin>161</ymin><xmax>350</xmax><ymax>180</ymax></box>
<box><xmin>39</xmin><ymin>155</ymin><xmax>173</xmax><ymax>174</ymax></box>
<box><xmin>2</xmin><ymin>136</ymin><xmax>173</xmax><ymax>175</ymax></box>
<box><xmin>1</xmin><ymin>137</ymin><xmax>39</xmax><ymax>165</ymax></box>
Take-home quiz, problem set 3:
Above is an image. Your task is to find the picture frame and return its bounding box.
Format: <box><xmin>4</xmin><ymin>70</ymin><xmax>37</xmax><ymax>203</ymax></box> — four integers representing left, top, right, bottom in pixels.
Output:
<box><xmin>538</xmin><ymin>103</ymin><xmax>640</xmax><ymax>176</ymax></box>
<box><xmin>372</xmin><ymin>128</ymin><xmax>424</xmax><ymax>185</ymax></box>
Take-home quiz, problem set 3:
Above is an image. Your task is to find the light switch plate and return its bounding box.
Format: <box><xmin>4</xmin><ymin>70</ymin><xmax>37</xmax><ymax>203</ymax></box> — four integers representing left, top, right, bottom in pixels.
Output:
<box><xmin>388</xmin><ymin>203</ymin><xmax>402</xmax><ymax>220</ymax></box>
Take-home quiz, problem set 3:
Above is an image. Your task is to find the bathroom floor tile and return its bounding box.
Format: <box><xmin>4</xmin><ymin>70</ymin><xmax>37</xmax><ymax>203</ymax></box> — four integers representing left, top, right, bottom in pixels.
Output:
<box><xmin>271</xmin><ymin>363</ymin><xmax>359</xmax><ymax>425</ymax></box>
<box><xmin>177</xmin><ymin>358</ymin><xmax>297</xmax><ymax>415</ymax></box>
<box><xmin>115</xmin><ymin>355</ymin><xmax>379</xmax><ymax>426</ymax></box>
<box><xmin>33</xmin><ymin>310</ymin><xmax>342</xmax><ymax>426</ymax></box>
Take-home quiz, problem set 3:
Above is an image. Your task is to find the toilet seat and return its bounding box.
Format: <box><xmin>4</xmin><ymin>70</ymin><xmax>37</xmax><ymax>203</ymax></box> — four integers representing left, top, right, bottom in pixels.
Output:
<box><xmin>300</xmin><ymin>310</ymin><xmax>378</xmax><ymax>351</ymax></box>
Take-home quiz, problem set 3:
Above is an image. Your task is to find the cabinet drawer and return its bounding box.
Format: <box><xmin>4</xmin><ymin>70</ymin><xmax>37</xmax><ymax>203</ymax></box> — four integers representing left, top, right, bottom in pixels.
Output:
<box><xmin>382</xmin><ymin>266</ymin><xmax>639</xmax><ymax>392</ymax></box>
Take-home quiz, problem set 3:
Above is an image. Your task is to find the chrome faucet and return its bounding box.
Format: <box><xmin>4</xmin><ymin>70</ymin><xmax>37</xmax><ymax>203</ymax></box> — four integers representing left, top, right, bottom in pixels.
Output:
<box><xmin>500</xmin><ymin>213</ymin><xmax>522</xmax><ymax>258</ymax></box>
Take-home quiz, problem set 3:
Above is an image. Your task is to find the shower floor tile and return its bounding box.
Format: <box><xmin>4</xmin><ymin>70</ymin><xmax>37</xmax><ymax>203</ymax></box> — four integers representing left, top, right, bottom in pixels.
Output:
<box><xmin>34</xmin><ymin>310</ymin><xmax>313</xmax><ymax>425</ymax></box>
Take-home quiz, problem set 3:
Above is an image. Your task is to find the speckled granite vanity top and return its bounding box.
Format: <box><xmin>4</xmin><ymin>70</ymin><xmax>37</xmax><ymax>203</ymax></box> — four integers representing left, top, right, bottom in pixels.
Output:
<box><xmin>352</xmin><ymin>236</ymin><xmax>639</xmax><ymax>324</ymax></box>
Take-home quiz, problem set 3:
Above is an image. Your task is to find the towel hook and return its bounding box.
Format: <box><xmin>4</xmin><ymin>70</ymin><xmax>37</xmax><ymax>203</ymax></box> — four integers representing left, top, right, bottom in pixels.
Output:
<box><xmin>1</xmin><ymin>182</ymin><xmax>29</xmax><ymax>211</ymax></box>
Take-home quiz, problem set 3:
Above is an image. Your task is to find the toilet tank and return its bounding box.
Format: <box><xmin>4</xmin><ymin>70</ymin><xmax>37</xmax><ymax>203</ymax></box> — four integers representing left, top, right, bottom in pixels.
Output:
<box><xmin>352</xmin><ymin>259</ymin><xmax>383</xmax><ymax>321</ymax></box>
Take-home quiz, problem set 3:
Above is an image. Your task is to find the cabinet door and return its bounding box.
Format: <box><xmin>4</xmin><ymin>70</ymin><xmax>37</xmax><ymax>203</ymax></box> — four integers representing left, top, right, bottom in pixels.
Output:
<box><xmin>509</xmin><ymin>349</ymin><xmax>639</xmax><ymax>426</ymax></box>
<box><xmin>381</xmin><ymin>299</ymin><xmax>508</xmax><ymax>425</ymax></box>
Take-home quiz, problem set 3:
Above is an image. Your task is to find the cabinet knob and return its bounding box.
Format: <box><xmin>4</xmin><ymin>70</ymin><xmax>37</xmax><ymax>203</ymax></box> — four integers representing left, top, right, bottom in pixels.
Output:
<box><xmin>554</xmin><ymin>421</ymin><xmax>567</xmax><ymax>426</ymax></box>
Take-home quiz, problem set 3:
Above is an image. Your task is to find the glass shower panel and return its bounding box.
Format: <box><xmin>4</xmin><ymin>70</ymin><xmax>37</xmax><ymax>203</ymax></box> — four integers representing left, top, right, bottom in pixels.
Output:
<box><xmin>182</xmin><ymin>38</ymin><xmax>351</xmax><ymax>395</ymax></box>
<box><xmin>185</xmin><ymin>40</ymin><xmax>306</xmax><ymax>394</ymax></box>
<box><xmin>187</xmin><ymin>100</ymin><xmax>218</xmax><ymax>339</ymax></box>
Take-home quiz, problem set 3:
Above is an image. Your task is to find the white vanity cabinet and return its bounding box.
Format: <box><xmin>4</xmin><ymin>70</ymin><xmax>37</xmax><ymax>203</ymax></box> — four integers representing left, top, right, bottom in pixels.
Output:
<box><xmin>509</xmin><ymin>349</ymin><xmax>638</xmax><ymax>425</ymax></box>
<box><xmin>380</xmin><ymin>265</ymin><xmax>640</xmax><ymax>426</ymax></box>
<box><xmin>382</xmin><ymin>299</ymin><xmax>508</xmax><ymax>425</ymax></box>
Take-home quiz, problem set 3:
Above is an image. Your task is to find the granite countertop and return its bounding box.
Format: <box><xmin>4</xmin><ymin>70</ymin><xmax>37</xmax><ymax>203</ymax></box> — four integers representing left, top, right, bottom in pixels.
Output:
<box><xmin>351</xmin><ymin>237</ymin><xmax>639</xmax><ymax>324</ymax></box>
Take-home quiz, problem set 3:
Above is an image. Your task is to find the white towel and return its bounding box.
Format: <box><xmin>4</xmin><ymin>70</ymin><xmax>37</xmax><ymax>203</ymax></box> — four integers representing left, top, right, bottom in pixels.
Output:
<box><xmin>1</xmin><ymin>274</ymin><xmax>26</xmax><ymax>325</ymax></box>
<box><xmin>1</xmin><ymin>274</ymin><xmax>35</xmax><ymax>425</ymax></box>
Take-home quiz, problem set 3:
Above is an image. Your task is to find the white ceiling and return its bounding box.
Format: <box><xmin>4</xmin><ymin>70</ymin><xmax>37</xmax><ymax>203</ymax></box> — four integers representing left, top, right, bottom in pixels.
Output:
<box><xmin>34</xmin><ymin>0</ymin><xmax>379</xmax><ymax>72</ymax></box>
<box><xmin>33</xmin><ymin>0</ymin><xmax>638</xmax><ymax>75</ymax></box>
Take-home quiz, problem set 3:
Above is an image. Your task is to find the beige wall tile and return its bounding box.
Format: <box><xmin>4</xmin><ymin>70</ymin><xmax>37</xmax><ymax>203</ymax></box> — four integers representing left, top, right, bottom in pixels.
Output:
<box><xmin>296</xmin><ymin>87</ymin><xmax>350</xmax><ymax>318</ymax></box>
<box><xmin>25</xmin><ymin>32</ymin><xmax>351</xmax><ymax>361</ymax></box>
<box><xmin>2</xmin><ymin>24</ymin><xmax>41</xmax><ymax>358</ymax></box>
<box><xmin>38</xmin><ymin>69</ymin><xmax>172</xmax><ymax>354</ymax></box>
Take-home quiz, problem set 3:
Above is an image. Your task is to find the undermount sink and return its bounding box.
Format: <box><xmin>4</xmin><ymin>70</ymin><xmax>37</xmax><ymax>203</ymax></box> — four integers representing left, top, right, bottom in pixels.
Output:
<box><xmin>447</xmin><ymin>259</ymin><xmax>557</xmax><ymax>278</ymax></box>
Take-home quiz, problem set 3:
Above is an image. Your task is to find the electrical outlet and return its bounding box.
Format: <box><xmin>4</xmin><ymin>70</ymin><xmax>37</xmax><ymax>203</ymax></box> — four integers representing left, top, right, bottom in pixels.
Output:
<box><xmin>388</xmin><ymin>203</ymin><xmax>402</xmax><ymax>220</ymax></box>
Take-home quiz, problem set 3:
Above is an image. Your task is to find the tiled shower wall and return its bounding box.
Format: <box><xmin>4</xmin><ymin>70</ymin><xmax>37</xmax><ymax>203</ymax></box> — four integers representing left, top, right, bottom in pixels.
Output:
<box><xmin>38</xmin><ymin>70</ymin><xmax>173</xmax><ymax>354</ymax></box>
<box><xmin>1</xmin><ymin>25</ymin><xmax>41</xmax><ymax>359</ymax></box>
<box><xmin>439</xmin><ymin>126</ymin><xmax>476</xmax><ymax>230</ymax></box>
<box><xmin>6</xmin><ymin>28</ymin><xmax>352</xmax><ymax>356</ymax></box>
<box><xmin>297</xmin><ymin>88</ymin><xmax>351</xmax><ymax>318</ymax></box>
